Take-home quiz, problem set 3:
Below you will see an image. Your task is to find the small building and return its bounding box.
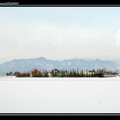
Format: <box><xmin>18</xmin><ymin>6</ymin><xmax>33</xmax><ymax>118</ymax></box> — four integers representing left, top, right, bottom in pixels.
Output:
<box><xmin>31</xmin><ymin>69</ymin><xmax>41</xmax><ymax>77</ymax></box>
<box><xmin>48</xmin><ymin>72</ymin><xmax>52</xmax><ymax>77</ymax></box>
<box><xmin>104</xmin><ymin>72</ymin><xmax>118</xmax><ymax>77</ymax></box>
<box><xmin>79</xmin><ymin>71</ymin><xmax>95</xmax><ymax>76</ymax></box>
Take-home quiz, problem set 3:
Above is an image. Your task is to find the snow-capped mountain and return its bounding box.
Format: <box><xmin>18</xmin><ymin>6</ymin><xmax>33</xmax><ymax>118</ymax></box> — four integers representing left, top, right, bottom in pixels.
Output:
<box><xmin>0</xmin><ymin>57</ymin><xmax>120</xmax><ymax>74</ymax></box>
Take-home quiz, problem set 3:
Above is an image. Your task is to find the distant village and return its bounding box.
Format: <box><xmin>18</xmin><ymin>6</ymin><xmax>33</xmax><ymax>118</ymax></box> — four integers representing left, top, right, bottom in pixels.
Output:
<box><xmin>6</xmin><ymin>68</ymin><xmax>118</xmax><ymax>77</ymax></box>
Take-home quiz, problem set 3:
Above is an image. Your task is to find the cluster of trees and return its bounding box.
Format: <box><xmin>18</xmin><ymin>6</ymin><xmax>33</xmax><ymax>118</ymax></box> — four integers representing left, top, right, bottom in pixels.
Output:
<box><xmin>14</xmin><ymin>72</ymin><xmax>31</xmax><ymax>77</ymax></box>
<box><xmin>6</xmin><ymin>68</ymin><xmax>118</xmax><ymax>77</ymax></box>
<box><xmin>6</xmin><ymin>71</ymin><xmax>31</xmax><ymax>77</ymax></box>
<box><xmin>49</xmin><ymin>69</ymin><xmax>105</xmax><ymax>77</ymax></box>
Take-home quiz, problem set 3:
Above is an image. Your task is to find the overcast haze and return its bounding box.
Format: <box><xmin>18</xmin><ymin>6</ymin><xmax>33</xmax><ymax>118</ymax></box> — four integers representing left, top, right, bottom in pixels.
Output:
<box><xmin>0</xmin><ymin>7</ymin><xmax>120</xmax><ymax>64</ymax></box>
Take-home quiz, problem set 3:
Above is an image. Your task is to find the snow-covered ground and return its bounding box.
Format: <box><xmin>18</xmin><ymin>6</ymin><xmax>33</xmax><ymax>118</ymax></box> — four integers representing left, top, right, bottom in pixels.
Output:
<box><xmin>0</xmin><ymin>77</ymin><xmax>120</xmax><ymax>113</ymax></box>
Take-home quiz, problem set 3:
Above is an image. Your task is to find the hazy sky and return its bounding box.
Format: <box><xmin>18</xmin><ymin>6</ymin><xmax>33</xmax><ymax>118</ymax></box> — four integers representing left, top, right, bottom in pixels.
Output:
<box><xmin>0</xmin><ymin>7</ymin><xmax>120</xmax><ymax>64</ymax></box>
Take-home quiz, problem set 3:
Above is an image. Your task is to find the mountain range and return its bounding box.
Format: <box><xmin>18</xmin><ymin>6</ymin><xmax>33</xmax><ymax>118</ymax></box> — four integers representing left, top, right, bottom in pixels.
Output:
<box><xmin>0</xmin><ymin>57</ymin><xmax>120</xmax><ymax>74</ymax></box>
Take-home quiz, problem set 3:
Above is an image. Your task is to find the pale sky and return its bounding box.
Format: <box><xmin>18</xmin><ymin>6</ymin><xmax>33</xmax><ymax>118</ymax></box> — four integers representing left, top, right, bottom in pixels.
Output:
<box><xmin>0</xmin><ymin>7</ymin><xmax>120</xmax><ymax>64</ymax></box>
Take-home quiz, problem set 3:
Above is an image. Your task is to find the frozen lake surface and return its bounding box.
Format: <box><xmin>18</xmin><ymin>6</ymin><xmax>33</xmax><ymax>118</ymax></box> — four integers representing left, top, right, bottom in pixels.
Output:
<box><xmin>0</xmin><ymin>77</ymin><xmax>120</xmax><ymax>113</ymax></box>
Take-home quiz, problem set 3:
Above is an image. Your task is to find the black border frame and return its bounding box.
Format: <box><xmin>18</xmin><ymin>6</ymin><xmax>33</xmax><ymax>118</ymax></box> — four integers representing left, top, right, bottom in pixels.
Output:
<box><xmin>0</xmin><ymin>113</ymin><xmax>120</xmax><ymax>116</ymax></box>
<box><xmin>0</xmin><ymin>1</ymin><xmax>120</xmax><ymax>116</ymax></box>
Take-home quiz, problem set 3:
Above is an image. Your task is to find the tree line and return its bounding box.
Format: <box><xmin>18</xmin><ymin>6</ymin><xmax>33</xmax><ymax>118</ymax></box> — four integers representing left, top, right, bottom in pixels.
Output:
<box><xmin>6</xmin><ymin>68</ymin><xmax>118</xmax><ymax>77</ymax></box>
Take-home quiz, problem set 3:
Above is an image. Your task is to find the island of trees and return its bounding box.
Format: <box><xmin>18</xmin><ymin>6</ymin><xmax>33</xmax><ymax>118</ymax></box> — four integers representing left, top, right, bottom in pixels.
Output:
<box><xmin>6</xmin><ymin>68</ymin><xmax>118</xmax><ymax>77</ymax></box>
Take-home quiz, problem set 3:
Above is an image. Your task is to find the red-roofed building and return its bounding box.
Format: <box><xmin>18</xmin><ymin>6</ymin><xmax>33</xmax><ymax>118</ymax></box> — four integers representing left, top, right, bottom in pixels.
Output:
<box><xmin>31</xmin><ymin>69</ymin><xmax>41</xmax><ymax>77</ymax></box>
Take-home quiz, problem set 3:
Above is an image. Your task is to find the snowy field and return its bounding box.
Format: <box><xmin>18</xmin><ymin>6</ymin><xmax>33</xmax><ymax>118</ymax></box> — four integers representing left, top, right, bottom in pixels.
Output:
<box><xmin>0</xmin><ymin>77</ymin><xmax>120</xmax><ymax>113</ymax></box>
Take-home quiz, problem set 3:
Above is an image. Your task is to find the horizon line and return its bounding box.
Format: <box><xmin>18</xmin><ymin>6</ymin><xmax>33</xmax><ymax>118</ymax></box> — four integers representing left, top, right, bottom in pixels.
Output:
<box><xmin>0</xmin><ymin>56</ymin><xmax>119</xmax><ymax>65</ymax></box>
